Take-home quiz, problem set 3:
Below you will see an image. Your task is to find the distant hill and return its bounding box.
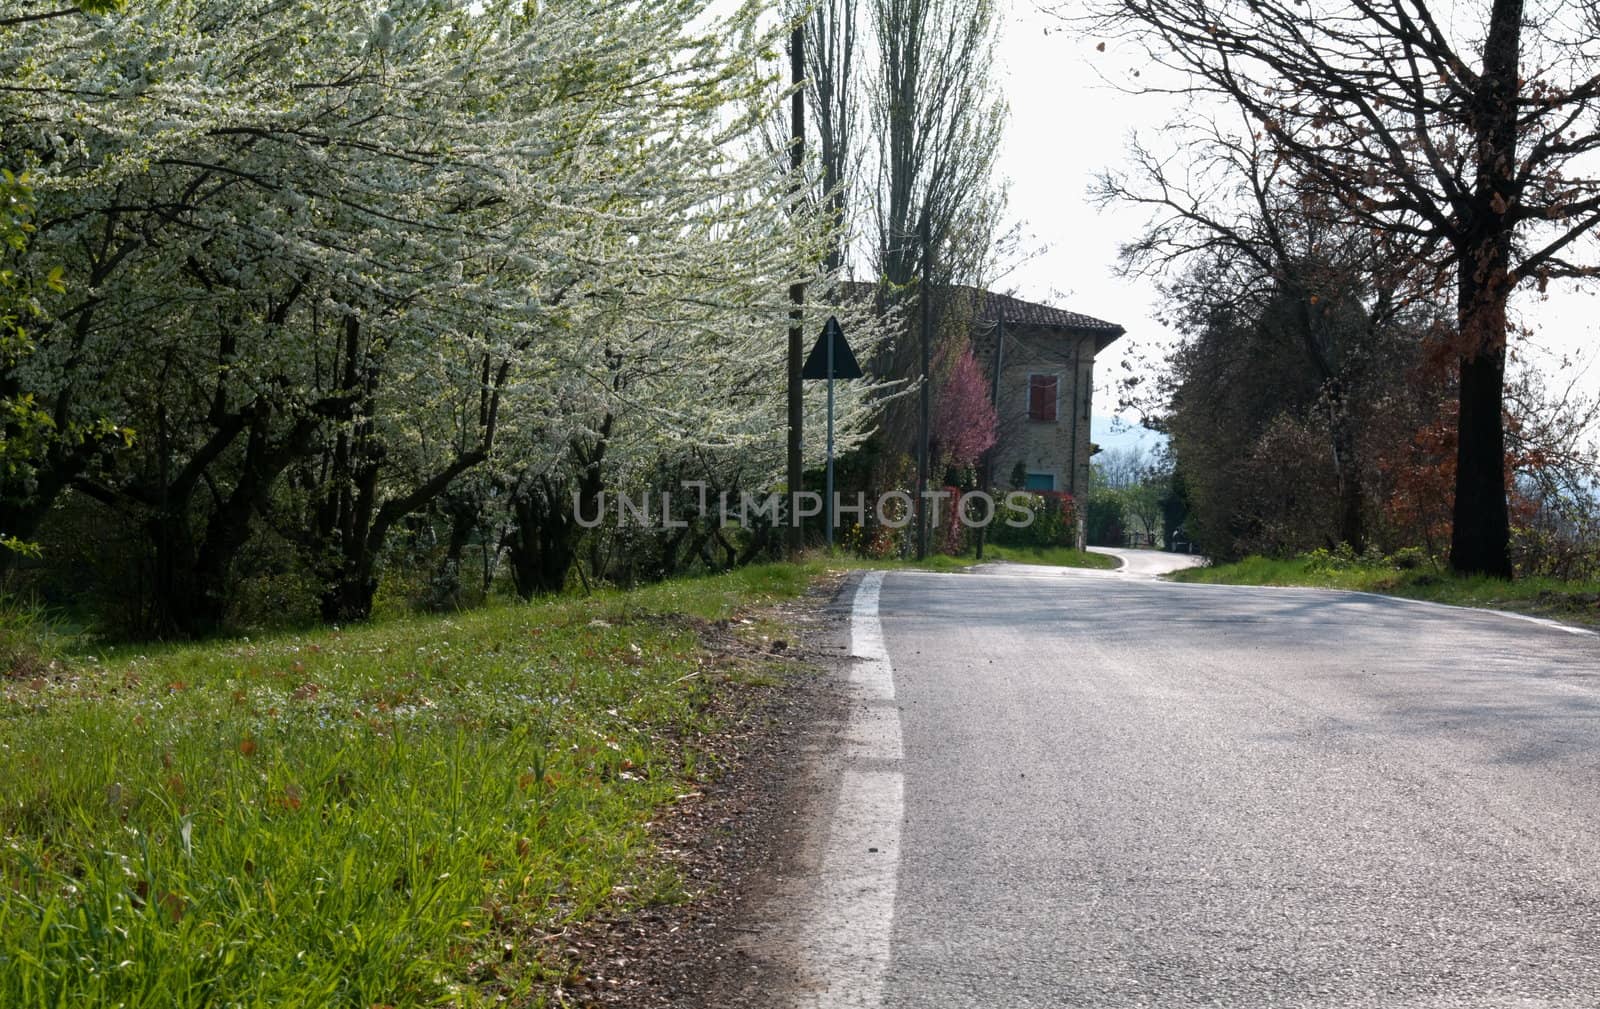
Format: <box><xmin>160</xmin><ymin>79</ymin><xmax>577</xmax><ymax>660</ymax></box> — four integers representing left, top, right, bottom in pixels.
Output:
<box><xmin>1091</xmin><ymin>416</ymin><xmax>1167</xmax><ymax>458</ymax></box>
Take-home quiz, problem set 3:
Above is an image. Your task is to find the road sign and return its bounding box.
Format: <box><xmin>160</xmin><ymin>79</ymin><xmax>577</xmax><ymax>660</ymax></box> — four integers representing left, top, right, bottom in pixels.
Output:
<box><xmin>802</xmin><ymin>316</ymin><xmax>863</xmax><ymax>380</ymax></box>
<box><xmin>801</xmin><ymin>316</ymin><xmax>860</xmax><ymax>549</ymax></box>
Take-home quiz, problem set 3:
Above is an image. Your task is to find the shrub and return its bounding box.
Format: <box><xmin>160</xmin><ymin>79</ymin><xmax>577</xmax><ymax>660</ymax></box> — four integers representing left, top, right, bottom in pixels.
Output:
<box><xmin>1304</xmin><ymin>543</ymin><xmax>1358</xmax><ymax>575</ymax></box>
<box><xmin>993</xmin><ymin>492</ymin><xmax>1078</xmax><ymax>549</ymax></box>
<box><xmin>1388</xmin><ymin>545</ymin><xmax>1429</xmax><ymax>570</ymax></box>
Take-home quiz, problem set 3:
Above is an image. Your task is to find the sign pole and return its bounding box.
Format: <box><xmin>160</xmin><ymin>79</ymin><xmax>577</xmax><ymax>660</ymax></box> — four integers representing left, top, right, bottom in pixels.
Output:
<box><xmin>802</xmin><ymin>316</ymin><xmax>860</xmax><ymax>553</ymax></box>
<box><xmin>826</xmin><ymin>323</ymin><xmax>835</xmax><ymax>549</ymax></box>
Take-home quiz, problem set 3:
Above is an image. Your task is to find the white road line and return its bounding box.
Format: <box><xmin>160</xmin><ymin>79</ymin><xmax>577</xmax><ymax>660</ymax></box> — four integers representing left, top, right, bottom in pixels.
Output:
<box><xmin>1372</xmin><ymin>590</ymin><xmax>1598</xmax><ymax>636</ymax></box>
<box><xmin>1166</xmin><ymin>577</ymin><xmax>1598</xmax><ymax>637</ymax></box>
<box><xmin>796</xmin><ymin>570</ymin><xmax>904</xmax><ymax>1009</ymax></box>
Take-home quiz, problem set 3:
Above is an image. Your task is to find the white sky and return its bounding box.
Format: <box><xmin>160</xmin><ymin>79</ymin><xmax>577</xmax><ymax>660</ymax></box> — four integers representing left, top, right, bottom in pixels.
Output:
<box><xmin>990</xmin><ymin>1</ymin><xmax>1600</xmax><ymax>426</ymax></box>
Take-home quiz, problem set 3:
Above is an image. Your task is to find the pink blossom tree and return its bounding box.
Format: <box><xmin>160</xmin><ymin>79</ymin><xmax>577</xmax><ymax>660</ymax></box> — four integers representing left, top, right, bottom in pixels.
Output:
<box><xmin>933</xmin><ymin>343</ymin><xmax>998</xmax><ymax>470</ymax></box>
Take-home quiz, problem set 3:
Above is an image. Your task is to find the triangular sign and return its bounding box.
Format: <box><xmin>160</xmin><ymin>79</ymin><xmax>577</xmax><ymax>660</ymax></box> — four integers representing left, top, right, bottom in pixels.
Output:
<box><xmin>801</xmin><ymin>316</ymin><xmax>863</xmax><ymax>380</ymax></box>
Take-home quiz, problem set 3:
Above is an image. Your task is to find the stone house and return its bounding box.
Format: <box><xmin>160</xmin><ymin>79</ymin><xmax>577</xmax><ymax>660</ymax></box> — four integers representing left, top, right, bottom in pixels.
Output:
<box><xmin>965</xmin><ymin>288</ymin><xmax>1125</xmax><ymax>497</ymax></box>
<box><xmin>839</xmin><ymin>282</ymin><xmax>1124</xmax><ymax>499</ymax></box>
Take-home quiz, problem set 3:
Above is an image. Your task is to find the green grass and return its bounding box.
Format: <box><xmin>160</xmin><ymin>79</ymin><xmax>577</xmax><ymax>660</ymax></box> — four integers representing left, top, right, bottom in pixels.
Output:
<box><xmin>802</xmin><ymin>545</ymin><xmax>1118</xmax><ymax>572</ymax></box>
<box><xmin>1170</xmin><ymin>554</ymin><xmax>1600</xmax><ymax>627</ymax></box>
<box><xmin>816</xmin><ymin>552</ymin><xmax>977</xmax><ymax>573</ymax></box>
<box><xmin>0</xmin><ymin>563</ymin><xmax>822</xmax><ymax>1009</ymax></box>
<box><xmin>809</xmin><ymin>543</ymin><xmax>1117</xmax><ymax>571</ymax></box>
<box><xmin>976</xmin><ymin>544</ymin><xmax>1121</xmax><ymax>570</ymax></box>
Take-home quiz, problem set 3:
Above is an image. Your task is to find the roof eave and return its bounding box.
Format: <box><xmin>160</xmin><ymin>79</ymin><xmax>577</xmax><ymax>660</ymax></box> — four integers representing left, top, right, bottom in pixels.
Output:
<box><xmin>1093</xmin><ymin>326</ymin><xmax>1126</xmax><ymax>354</ymax></box>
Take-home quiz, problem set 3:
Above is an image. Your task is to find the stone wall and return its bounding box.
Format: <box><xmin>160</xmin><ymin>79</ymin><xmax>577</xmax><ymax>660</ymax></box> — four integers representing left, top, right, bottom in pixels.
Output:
<box><xmin>972</xmin><ymin>323</ymin><xmax>1097</xmax><ymax>496</ymax></box>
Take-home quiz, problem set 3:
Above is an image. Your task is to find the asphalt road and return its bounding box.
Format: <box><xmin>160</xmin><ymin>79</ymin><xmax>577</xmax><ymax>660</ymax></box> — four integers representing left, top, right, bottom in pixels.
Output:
<box><xmin>790</xmin><ymin>556</ymin><xmax>1600</xmax><ymax>1008</ymax></box>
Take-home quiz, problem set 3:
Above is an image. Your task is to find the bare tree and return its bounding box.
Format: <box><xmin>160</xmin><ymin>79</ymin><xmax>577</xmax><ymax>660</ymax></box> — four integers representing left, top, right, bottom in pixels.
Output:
<box><xmin>870</xmin><ymin>0</ymin><xmax>1009</xmax><ymax>289</ymax></box>
<box><xmin>805</xmin><ymin>0</ymin><xmax>861</xmax><ymax>278</ymax></box>
<box><xmin>1085</xmin><ymin>0</ymin><xmax>1600</xmax><ymax>577</ymax></box>
<box><xmin>1096</xmin><ymin>120</ymin><xmax>1438</xmax><ymax>551</ymax></box>
<box><xmin>1094</xmin><ymin>445</ymin><xmax>1150</xmax><ymax>491</ymax></box>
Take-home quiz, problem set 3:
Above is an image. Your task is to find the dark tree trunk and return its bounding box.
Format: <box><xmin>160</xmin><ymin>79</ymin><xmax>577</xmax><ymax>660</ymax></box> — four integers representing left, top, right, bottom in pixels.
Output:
<box><xmin>506</xmin><ymin>417</ymin><xmax>610</xmax><ymax>601</ymax></box>
<box><xmin>125</xmin><ymin>284</ymin><xmax>320</xmax><ymax>636</ymax></box>
<box><xmin>320</xmin><ymin>556</ymin><xmax>379</xmax><ymax>623</ymax></box>
<box><xmin>427</xmin><ymin>493</ymin><xmax>479</xmax><ymax>611</ymax></box>
<box><xmin>315</xmin><ymin>316</ymin><xmax>389</xmax><ymax>623</ymax></box>
<box><xmin>1451</xmin><ymin>343</ymin><xmax>1512</xmax><ymax>577</ymax></box>
<box><xmin>146</xmin><ymin>510</ymin><xmax>201</xmax><ymax>637</ymax></box>
<box><xmin>313</xmin><ymin>329</ymin><xmax>506</xmax><ymax>623</ymax></box>
<box><xmin>507</xmin><ymin>483</ymin><xmax>578</xmax><ymax>599</ymax></box>
<box><xmin>313</xmin><ymin>318</ymin><xmax>501</xmax><ymax>623</ymax></box>
<box><xmin>1449</xmin><ymin>0</ymin><xmax>1520</xmax><ymax>579</ymax></box>
<box><xmin>1449</xmin><ymin>248</ymin><xmax>1513</xmax><ymax>578</ymax></box>
<box><xmin>0</xmin><ymin>294</ymin><xmax>111</xmax><ymax>575</ymax></box>
<box><xmin>1337</xmin><ymin>471</ymin><xmax>1366</xmax><ymax>555</ymax></box>
<box><xmin>184</xmin><ymin>408</ymin><xmax>323</xmax><ymax>634</ymax></box>
<box><xmin>120</xmin><ymin>403</ymin><xmax>324</xmax><ymax>637</ymax></box>
<box><xmin>1330</xmin><ymin>412</ymin><xmax>1366</xmax><ymax>554</ymax></box>
<box><xmin>443</xmin><ymin>499</ymin><xmax>475</xmax><ymax>570</ymax></box>
<box><xmin>737</xmin><ymin>519</ymin><xmax>774</xmax><ymax>566</ymax></box>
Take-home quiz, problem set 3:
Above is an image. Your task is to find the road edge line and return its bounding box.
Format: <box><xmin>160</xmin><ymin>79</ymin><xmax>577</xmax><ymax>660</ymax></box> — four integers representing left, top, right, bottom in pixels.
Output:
<box><xmin>1161</xmin><ymin>577</ymin><xmax>1597</xmax><ymax>637</ymax></box>
<box><xmin>795</xmin><ymin>569</ymin><xmax>904</xmax><ymax>1008</ymax></box>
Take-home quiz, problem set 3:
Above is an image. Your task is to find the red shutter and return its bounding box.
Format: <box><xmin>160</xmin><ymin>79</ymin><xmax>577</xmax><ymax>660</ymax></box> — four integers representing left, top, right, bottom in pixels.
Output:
<box><xmin>1028</xmin><ymin>375</ymin><xmax>1057</xmax><ymax>421</ymax></box>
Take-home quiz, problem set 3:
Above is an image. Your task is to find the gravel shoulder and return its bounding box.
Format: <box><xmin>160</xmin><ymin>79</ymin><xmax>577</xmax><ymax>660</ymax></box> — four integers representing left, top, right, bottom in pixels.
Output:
<box><xmin>548</xmin><ymin>571</ymin><xmax>858</xmax><ymax>1008</ymax></box>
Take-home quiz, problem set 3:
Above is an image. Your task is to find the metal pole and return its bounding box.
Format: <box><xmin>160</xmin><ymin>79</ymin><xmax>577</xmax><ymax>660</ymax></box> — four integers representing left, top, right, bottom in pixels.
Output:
<box><xmin>916</xmin><ymin>216</ymin><xmax>931</xmax><ymax>560</ymax></box>
<box><xmin>826</xmin><ymin>326</ymin><xmax>835</xmax><ymax>550</ymax></box>
<box><xmin>785</xmin><ymin>25</ymin><xmax>805</xmax><ymax>556</ymax></box>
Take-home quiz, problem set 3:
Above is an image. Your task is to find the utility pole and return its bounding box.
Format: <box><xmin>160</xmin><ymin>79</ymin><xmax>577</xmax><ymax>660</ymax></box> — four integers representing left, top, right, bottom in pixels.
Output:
<box><xmin>976</xmin><ymin>309</ymin><xmax>1004</xmax><ymax>561</ymax></box>
<box><xmin>785</xmin><ymin>25</ymin><xmax>805</xmax><ymax>556</ymax></box>
<box><xmin>916</xmin><ymin>215</ymin><xmax>931</xmax><ymax>560</ymax></box>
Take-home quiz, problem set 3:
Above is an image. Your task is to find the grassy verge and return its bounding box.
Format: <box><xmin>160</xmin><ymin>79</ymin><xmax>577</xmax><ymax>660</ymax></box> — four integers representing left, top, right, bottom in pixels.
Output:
<box><xmin>807</xmin><ymin>545</ymin><xmax>1116</xmax><ymax>572</ymax></box>
<box><xmin>976</xmin><ymin>544</ymin><xmax>1121</xmax><ymax>569</ymax></box>
<box><xmin>0</xmin><ymin>563</ymin><xmax>825</xmax><ymax>1009</ymax></box>
<box><xmin>1169</xmin><ymin>554</ymin><xmax>1600</xmax><ymax>627</ymax></box>
<box><xmin>821</xmin><ymin>552</ymin><xmax>977</xmax><ymax>573</ymax></box>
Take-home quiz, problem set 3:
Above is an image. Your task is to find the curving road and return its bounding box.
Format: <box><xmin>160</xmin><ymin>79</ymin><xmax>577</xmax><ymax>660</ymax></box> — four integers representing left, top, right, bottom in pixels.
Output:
<box><xmin>1087</xmin><ymin>545</ymin><xmax>1208</xmax><ymax>577</ymax></box>
<box><xmin>773</xmin><ymin>560</ymin><xmax>1600</xmax><ymax>1008</ymax></box>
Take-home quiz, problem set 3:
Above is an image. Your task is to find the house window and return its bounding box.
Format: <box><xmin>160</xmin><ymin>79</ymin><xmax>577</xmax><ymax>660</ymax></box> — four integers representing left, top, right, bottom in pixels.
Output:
<box><xmin>1028</xmin><ymin>373</ymin><xmax>1059</xmax><ymax>422</ymax></box>
<box><xmin>1024</xmin><ymin>472</ymin><xmax>1056</xmax><ymax>492</ymax></box>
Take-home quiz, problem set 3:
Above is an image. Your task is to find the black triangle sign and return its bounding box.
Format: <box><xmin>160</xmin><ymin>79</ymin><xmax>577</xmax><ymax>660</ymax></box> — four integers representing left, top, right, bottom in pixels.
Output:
<box><xmin>801</xmin><ymin>315</ymin><xmax>863</xmax><ymax>380</ymax></box>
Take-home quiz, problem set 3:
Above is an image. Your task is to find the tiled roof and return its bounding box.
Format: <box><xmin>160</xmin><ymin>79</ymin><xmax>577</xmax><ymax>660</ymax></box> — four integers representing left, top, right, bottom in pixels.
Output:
<box><xmin>964</xmin><ymin>287</ymin><xmax>1124</xmax><ymax>336</ymax></box>
<box><xmin>836</xmin><ymin>281</ymin><xmax>1124</xmax><ymax>338</ymax></box>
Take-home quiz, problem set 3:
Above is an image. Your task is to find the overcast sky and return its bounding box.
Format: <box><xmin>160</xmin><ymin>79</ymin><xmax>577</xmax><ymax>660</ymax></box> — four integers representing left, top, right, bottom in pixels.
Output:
<box><xmin>989</xmin><ymin>1</ymin><xmax>1600</xmax><ymax>429</ymax></box>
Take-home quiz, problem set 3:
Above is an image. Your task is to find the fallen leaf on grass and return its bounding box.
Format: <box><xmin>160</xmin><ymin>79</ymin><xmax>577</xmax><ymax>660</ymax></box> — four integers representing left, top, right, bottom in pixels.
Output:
<box><xmin>159</xmin><ymin>891</ymin><xmax>186</xmax><ymax>923</ymax></box>
<box><xmin>274</xmin><ymin>784</ymin><xmax>303</xmax><ymax>812</ymax></box>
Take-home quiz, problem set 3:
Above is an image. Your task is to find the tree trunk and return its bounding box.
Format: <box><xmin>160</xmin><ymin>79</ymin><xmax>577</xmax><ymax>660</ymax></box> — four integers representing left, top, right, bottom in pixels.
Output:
<box><xmin>1332</xmin><ymin>426</ymin><xmax>1365</xmax><ymax>554</ymax></box>
<box><xmin>321</xmin><ymin>556</ymin><xmax>378</xmax><ymax>623</ymax></box>
<box><xmin>1450</xmin><ymin>342</ymin><xmax>1512</xmax><ymax>577</ymax></box>
<box><xmin>184</xmin><ymin>409</ymin><xmax>321</xmax><ymax>635</ymax></box>
<box><xmin>507</xmin><ymin>483</ymin><xmax>575</xmax><ymax>599</ymax></box>
<box><xmin>1337</xmin><ymin>469</ymin><xmax>1366</xmax><ymax>555</ymax></box>
<box><xmin>1449</xmin><ymin>231</ymin><xmax>1513</xmax><ymax>578</ymax></box>
<box><xmin>428</xmin><ymin>494</ymin><xmax>478</xmax><ymax>611</ymax></box>
<box><xmin>0</xmin><ymin>441</ymin><xmax>100</xmax><ymax>577</ymax></box>
<box><xmin>1323</xmin><ymin>382</ymin><xmax>1366</xmax><ymax>554</ymax></box>
<box><xmin>146</xmin><ymin>509</ymin><xmax>202</xmax><ymax>637</ymax></box>
<box><xmin>506</xmin><ymin>419</ymin><xmax>610</xmax><ymax>600</ymax></box>
<box><xmin>1449</xmin><ymin>0</ymin><xmax>1520</xmax><ymax>579</ymax></box>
